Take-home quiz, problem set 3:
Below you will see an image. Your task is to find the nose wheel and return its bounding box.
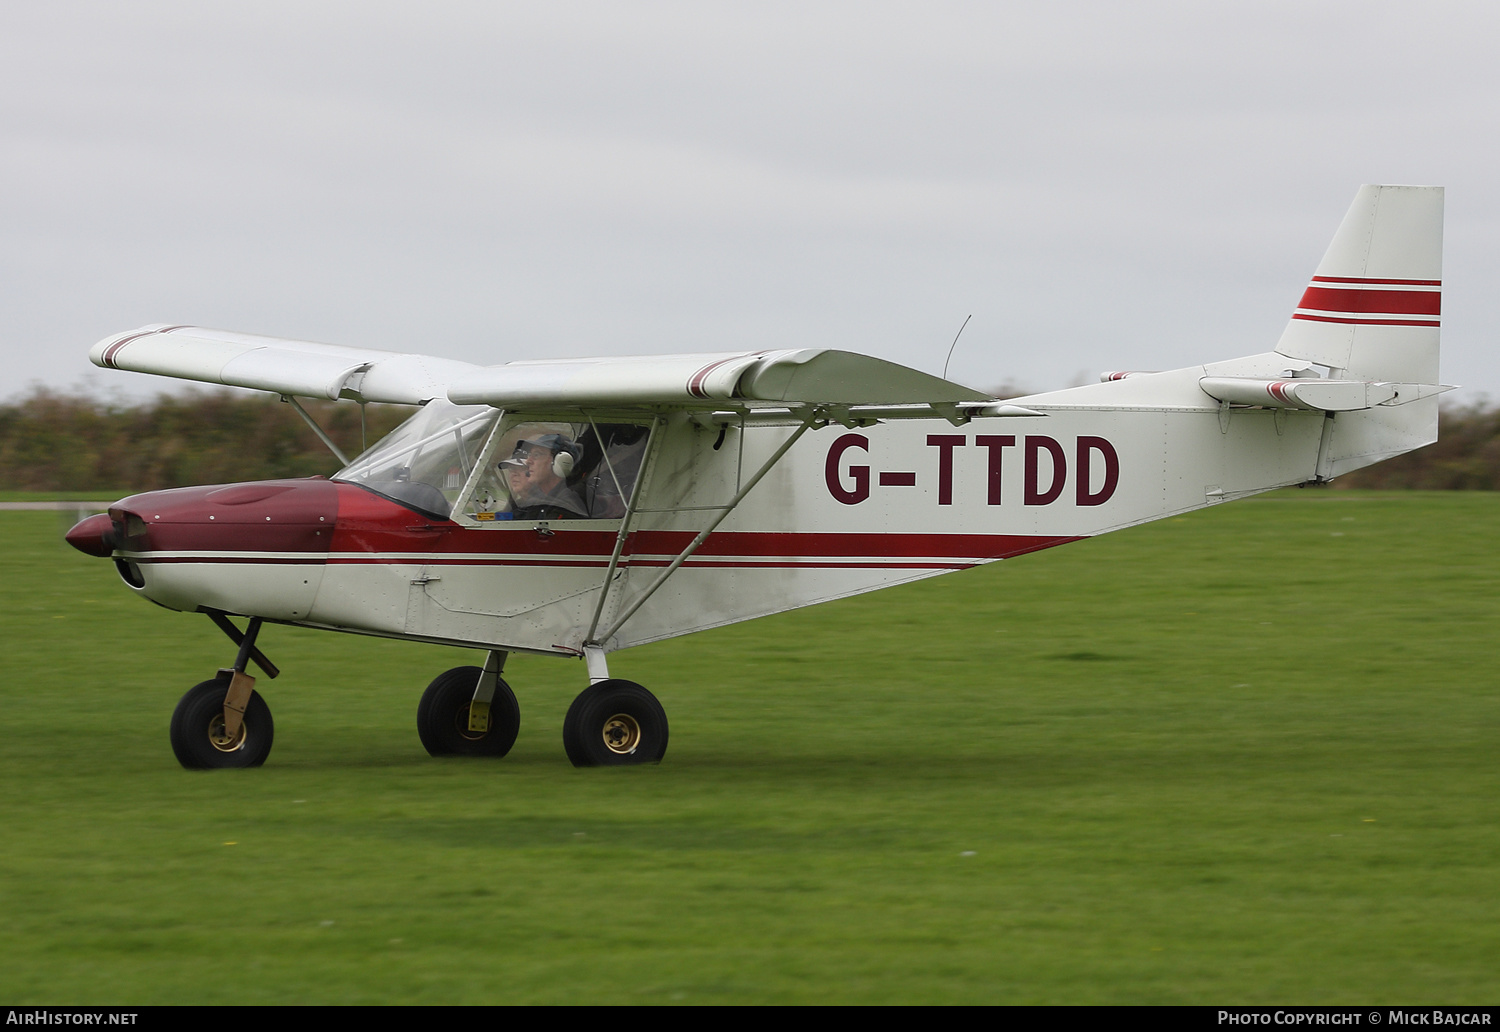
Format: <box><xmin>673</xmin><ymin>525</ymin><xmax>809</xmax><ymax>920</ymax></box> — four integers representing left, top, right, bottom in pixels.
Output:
<box><xmin>562</xmin><ymin>679</ymin><xmax>669</xmax><ymax>767</ymax></box>
<box><xmin>170</xmin><ymin>676</ymin><xmax>275</xmax><ymax>769</ymax></box>
<box><xmin>170</xmin><ymin>613</ymin><xmax>279</xmax><ymax>769</ymax></box>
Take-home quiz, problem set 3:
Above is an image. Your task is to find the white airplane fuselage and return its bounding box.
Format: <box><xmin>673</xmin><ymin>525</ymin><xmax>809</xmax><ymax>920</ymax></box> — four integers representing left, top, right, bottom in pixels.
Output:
<box><xmin>74</xmin><ymin>362</ymin><xmax>1349</xmax><ymax>660</ymax></box>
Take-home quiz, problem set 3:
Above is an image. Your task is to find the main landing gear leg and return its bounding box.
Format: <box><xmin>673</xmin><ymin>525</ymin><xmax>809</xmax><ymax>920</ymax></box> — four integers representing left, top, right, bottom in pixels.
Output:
<box><xmin>562</xmin><ymin>646</ymin><xmax>669</xmax><ymax>767</ymax></box>
<box><xmin>417</xmin><ymin>650</ymin><xmax>520</xmax><ymax>758</ymax></box>
<box><xmin>169</xmin><ymin>614</ymin><xmax>277</xmax><ymax>769</ymax></box>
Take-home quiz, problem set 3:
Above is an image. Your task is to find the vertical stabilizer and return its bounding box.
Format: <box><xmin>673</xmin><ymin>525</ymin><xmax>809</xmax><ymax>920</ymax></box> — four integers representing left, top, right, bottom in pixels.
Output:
<box><xmin>1275</xmin><ymin>184</ymin><xmax>1443</xmax><ymax>383</ymax></box>
<box><xmin>1274</xmin><ymin>185</ymin><xmax>1445</xmax><ymax>478</ymax></box>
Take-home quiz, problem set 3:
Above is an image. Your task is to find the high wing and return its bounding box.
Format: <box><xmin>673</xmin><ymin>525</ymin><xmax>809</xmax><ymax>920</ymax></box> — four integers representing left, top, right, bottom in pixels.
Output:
<box><xmin>91</xmin><ymin>324</ymin><xmax>483</xmax><ymax>405</ymax></box>
<box><xmin>92</xmin><ymin>325</ymin><xmax>1041</xmax><ymax>420</ymax></box>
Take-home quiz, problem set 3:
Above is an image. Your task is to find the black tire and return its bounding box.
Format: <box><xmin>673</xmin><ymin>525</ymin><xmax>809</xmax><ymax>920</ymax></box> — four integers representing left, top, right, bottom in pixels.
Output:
<box><xmin>417</xmin><ymin>666</ymin><xmax>520</xmax><ymax>758</ymax></box>
<box><xmin>562</xmin><ymin>679</ymin><xmax>668</xmax><ymax>767</ymax></box>
<box><xmin>169</xmin><ymin>676</ymin><xmax>274</xmax><ymax>770</ymax></box>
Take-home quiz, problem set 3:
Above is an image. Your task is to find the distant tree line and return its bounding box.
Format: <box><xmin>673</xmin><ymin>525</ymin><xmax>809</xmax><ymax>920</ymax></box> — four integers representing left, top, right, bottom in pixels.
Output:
<box><xmin>1333</xmin><ymin>402</ymin><xmax>1500</xmax><ymax>489</ymax></box>
<box><xmin>0</xmin><ymin>387</ymin><xmax>1495</xmax><ymax>493</ymax></box>
<box><xmin>0</xmin><ymin>388</ymin><xmax>415</xmax><ymax>494</ymax></box>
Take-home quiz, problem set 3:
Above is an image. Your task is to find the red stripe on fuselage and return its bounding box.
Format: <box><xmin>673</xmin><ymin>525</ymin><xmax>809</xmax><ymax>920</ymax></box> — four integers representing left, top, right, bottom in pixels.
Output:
<box><xmin>329</xmin><ymin>482</ymin><xmax>1082</xmax><ymax>567</ymax></box>
<box><xmin>322</xmin><ymin>530</ymin><xmax>1084</xmax><ymax>563</ymax></box>
<box><xmin>122</xmin><ymin>480</ymin><xmax>1084</xmax><ymax>570</ymax></box>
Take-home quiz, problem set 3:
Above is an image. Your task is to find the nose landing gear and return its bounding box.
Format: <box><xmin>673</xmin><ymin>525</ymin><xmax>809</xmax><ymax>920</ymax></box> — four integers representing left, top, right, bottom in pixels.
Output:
<box><xmin>170</xmin><ymin>676</ymin><xmax>274</xmax><ymax>768</ymax></box>
<box><xmin>169</xmin><ymin>613</ymin><xmax>278</xmax><ymax>769</ymax></box>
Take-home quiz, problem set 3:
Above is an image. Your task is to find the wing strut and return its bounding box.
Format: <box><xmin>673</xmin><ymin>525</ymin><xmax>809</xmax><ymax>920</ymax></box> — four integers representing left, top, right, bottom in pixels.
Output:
<box><xmin>588</xmin><ymin>413</ymin><xmax>817</xmax><ymax>647</ymax></box>
<box><xmin>583</xmin><ymin>414</ymin><xmax>664</xmax><ymax>644</ymax></box>
<box><xmin>282</xmin><ymin>395</ymin><xmax>350</xmax><ymax>465</ymax></box>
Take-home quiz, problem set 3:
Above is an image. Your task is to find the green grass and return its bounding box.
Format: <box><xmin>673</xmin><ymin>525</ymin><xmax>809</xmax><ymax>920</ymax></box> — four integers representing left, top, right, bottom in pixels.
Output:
<box><xmin>1</xmin><ymin>491</ymin><xmax>1497</xmax><ymax>1003</ymax></box>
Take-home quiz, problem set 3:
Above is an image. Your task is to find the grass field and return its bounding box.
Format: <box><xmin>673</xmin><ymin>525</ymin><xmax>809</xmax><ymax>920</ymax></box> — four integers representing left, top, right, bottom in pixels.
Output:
<box><xmin>1</xmin><ymin>491</ymin><xmax>1497</xmax><ymax>1004</ymax></box>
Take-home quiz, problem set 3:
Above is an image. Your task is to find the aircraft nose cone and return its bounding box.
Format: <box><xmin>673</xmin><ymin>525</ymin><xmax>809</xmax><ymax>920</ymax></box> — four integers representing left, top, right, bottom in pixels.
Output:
<box><xmin>65</xmin><ymin>512</ymin><xmax>118</xmax><ymax>557</ymax></box>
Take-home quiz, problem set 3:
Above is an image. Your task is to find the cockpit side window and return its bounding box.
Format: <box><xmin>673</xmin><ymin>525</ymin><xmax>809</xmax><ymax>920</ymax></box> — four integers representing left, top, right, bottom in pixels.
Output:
<box><xmin>460</xmin><ymin>419</ymin><xmax>651</xmax><ymax>523</ymax></box>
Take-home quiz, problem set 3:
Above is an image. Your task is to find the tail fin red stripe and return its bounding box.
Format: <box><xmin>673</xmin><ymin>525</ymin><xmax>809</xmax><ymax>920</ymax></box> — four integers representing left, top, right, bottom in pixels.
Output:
<box><xmin>1297</xmin><ymin>285</ymin><xmax>1441</xmax><ymax>316</ymax></box>
<box><xmin>1311</xmin><ymin>275</ymin><xmax>1441</xmax><ymax>287</ymax></box>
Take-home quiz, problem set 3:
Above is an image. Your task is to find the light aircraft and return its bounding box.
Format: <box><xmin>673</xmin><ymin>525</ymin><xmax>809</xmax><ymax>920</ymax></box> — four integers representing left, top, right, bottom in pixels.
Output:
<box><xmin>66</xmin><ymin>184</ymin><xmax>1449</xmax><ymax>769</ymax></box>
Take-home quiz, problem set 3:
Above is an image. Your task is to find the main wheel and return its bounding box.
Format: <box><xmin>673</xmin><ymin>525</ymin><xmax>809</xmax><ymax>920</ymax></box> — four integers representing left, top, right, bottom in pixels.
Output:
<box><xmin>169</xmin><ymin>676</ymin><xmax>275</xmax><ymax>770</ymax></box>
<box><xmin>562</xmin><ymin>679</ymin><xmax>668</xmax><ymax>767</ymax></box>
<box><xmin>417</xmin><ymin>666</ymin><xmax>520</xmax><ymax>758</ymax></box>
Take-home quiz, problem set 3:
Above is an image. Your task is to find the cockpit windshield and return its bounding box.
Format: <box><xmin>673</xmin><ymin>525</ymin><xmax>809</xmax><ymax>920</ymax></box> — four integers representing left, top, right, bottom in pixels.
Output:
<box><xmin>334</xmin><ymin>400</ymin><xmax>499</xmax><ymax>519</ymax></box>
<box><xmin>335</xmin><ymin>403</ymin><xmax>652</xmax><ymax>523</ymax></box>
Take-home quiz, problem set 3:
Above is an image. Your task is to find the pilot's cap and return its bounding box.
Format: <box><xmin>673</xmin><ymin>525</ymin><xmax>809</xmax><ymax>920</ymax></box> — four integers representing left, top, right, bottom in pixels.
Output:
<box><xmin>500</xmin><ymin>433</ymin><xmax>581</xmax><ymax>468</ymax></box>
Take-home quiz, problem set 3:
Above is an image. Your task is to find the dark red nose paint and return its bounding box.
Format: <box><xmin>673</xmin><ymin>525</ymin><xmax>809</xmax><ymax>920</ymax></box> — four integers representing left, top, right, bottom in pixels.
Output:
<box><xmin>65</xmin><ymin>478</ymin><xmax>342</xmax><ymax>557</ymax></box>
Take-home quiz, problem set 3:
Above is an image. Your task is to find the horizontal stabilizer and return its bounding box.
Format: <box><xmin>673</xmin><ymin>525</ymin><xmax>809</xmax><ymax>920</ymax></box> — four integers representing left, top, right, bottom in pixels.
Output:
<box><xmin>1199</xmin><ymin>376</ymin><xmax>1454</xmax><ymax>411</ymax></box>
<box><xmin>90</xmin><ymin>325</ymin><xmax>481</xmax><ymax>405</ymax></box>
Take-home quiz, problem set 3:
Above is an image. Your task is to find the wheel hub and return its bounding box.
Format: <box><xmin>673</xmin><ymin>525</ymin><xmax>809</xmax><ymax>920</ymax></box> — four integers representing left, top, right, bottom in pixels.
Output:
<box><xmin>601</xmin><ymin>713</ymin><xmax>641</xmax><ymax>754</ymax></box>
<box><xmin>207</xmin><ymin>713</ymin><xmax>246</xmax><ymax>753</ymax></box>
<box><xmin>455</xmin><ymin>702</ymin><xmax>490</xmax><ymax>740</ymax></box>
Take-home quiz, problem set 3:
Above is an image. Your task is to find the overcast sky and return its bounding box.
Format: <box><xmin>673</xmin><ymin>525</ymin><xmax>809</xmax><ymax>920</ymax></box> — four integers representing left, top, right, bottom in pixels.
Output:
<box><xmin>3</xmin><ymin>1</ymin><xmax>1497</xmax><ymax>404</ymax></box>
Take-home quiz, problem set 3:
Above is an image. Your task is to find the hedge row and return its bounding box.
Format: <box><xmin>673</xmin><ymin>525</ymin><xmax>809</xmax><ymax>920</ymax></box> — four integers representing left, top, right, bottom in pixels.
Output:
<box><xmin>0</xmin><ymin>389</ymin><xmax>414</xmax><ymax>494</ymax></box>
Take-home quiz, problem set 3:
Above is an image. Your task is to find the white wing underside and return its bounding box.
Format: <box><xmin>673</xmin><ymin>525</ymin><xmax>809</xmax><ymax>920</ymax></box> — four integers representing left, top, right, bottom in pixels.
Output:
<box><xmin>91</xmin><ymin>325</ymin><xmax>481</xmax><ymax>406</ymax></box>
<box><xmin>91</xmin><ymin>324</ymin><xmax>1003</xmax><ymax>413</ymax></box>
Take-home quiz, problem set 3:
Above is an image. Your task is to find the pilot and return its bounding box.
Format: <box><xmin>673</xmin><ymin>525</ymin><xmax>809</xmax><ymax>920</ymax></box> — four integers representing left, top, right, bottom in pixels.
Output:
<box><xmin>500</xmin><ymin>434</ymin><xmax>589</xmax><ymax>520</ymax></box>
